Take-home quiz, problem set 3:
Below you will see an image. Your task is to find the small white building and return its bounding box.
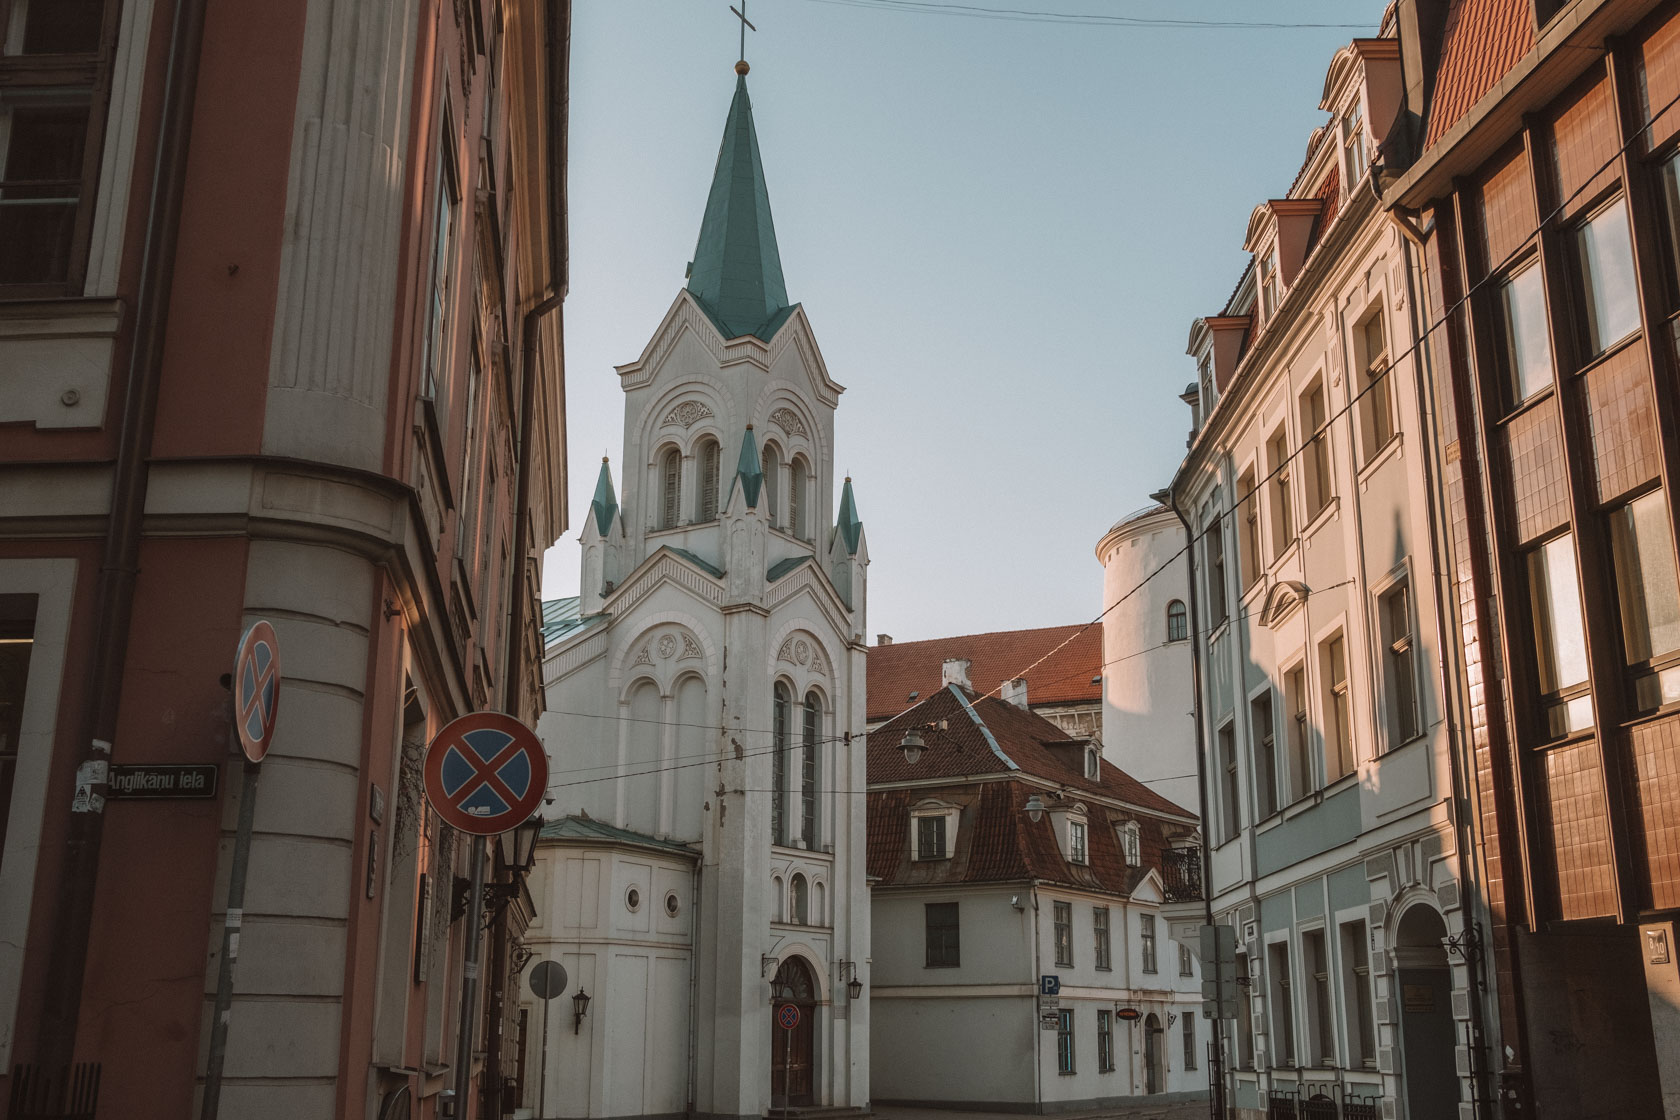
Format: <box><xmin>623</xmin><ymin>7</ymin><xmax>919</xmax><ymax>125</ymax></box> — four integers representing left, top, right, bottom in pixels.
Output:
<box><xmin>866</xmin><ymin>671</ymin><xmax>1207</xmax><ymax>1111</ymax></box>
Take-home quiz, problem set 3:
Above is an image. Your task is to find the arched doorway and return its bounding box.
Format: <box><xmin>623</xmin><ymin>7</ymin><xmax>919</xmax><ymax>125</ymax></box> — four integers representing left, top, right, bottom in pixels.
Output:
<box><xmin>771</xmin><ymin>957</ymin><xmax>817</xmax><ymax>1108</ymax></box>
<box><xmin>1394</xmin><ymin>905</ymin><xmax>1457</xmax><ymax>1120</ymax></box>
<box><xmin>1143</xmin><ymin>1013</ymin><xmax>1165</xmax><ymax>1094</ymax></box>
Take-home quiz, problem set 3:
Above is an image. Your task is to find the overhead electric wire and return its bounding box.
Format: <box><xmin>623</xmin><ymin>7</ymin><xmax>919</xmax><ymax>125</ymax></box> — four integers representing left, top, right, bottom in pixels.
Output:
<box><xmin>541</xmin><ymin>59</ymin><xmax>1663</xmax><ymax>804</ymax></box>
<box><xmin>797</xmin><ymin>0</ymin><xmax>1369</xmax><ymax>30</ymax></box>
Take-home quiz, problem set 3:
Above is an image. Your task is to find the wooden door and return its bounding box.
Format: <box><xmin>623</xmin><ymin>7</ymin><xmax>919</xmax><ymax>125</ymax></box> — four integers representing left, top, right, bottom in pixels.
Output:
<box><xmin>771</xmin><ymin>959</ymin><xmax>817</xmax><ymax>1107</ymax></box>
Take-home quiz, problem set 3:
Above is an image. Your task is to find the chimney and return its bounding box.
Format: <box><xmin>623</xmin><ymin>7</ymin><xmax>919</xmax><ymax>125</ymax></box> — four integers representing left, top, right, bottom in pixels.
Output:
<box><xmin>941</xmin><ymin>658</ymin><xmax>971</xmax><ymax>690</ymax></box>
<box><xmin>877</xmin><ymin>634</ymin><xmax>893</xmax><ymax>646</ymax></box>
<box><xmin>1001</xmin><ymin>677</ymin><xmax>1029</xmax><ymax>709</ymax></box>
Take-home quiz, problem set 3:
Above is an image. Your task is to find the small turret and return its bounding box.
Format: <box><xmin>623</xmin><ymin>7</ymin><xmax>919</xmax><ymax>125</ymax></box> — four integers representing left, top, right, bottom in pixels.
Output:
<box><xmin>723</xmin><ymin>426</ymin><xmax>768</xmax><ymax>605</ymax></box>
<box><xmin>828</xmin><ymin>477</ymin><xmax>868</xmax><ymax>630</ymax></box>
<box><xmin>580</xmin><ymin>457</ymin><xmax>624</xmax><ymax>614</ymax></box>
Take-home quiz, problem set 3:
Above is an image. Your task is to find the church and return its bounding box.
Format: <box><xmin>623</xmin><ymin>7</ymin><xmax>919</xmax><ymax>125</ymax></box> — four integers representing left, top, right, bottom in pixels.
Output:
<box><xmin>524</xmin><ymin>59</ymin><xmax>872</xmax><ymax>1120</ymax></box>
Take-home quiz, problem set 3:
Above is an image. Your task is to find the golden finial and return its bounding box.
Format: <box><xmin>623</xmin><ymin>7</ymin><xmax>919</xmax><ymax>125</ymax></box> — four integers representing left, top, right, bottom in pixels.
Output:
<box><xmin>736</xmin><ymin>59</ymin><xmax>750</xmax><ymax>76</ymax></box>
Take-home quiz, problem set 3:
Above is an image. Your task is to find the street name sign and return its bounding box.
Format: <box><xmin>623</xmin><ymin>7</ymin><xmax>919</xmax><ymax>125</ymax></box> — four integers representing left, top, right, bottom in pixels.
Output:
<box><xmin>109</xmin><ymin>763</ymin><xmax>219</xmax><ymax>800</ymax></box>
<box><xmin>424</xmin><ymin>711</ymin><xmax>548</xmax><ymax>836</ymax></box>
<box><xmin>234</xmin><ymin>620</ymin><xmax>282</xmax><ymax>763</ymax></box>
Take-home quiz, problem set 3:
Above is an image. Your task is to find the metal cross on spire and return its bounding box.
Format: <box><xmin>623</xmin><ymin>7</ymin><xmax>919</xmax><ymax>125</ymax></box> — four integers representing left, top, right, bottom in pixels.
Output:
<box><xmin>729</xmin><ymin>1</ymin><xmax>755</xmax><ymax>68</ymax></box>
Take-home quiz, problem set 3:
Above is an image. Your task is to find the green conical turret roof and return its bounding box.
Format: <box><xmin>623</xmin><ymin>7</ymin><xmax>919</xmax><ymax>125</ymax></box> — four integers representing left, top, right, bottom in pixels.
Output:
<box><xmin>837</xmin><ymin>476</ymin><xmax>862</xmax><ymax>555</ymax></box>
<box><xmin>686</xmin><ymin>74</ymin><xmax>791</xmax><ymax>341</ymax></box>
<box><xmin>735</xmin><ymin>425</ymin><xmax>764</xmax><ymax>509</ymax></box>
<box><xmin>590</xmin><ymin>458</ymin><xmax>618</xmax><ymax>535</ymax></box>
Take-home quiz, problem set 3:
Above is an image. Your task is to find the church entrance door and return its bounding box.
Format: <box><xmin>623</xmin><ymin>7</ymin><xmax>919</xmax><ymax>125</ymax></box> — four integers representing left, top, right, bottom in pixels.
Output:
<box><xmin>771</xmin><ymin>958</ymin><xmax>817</xmax><ymax>1108</ymax></box>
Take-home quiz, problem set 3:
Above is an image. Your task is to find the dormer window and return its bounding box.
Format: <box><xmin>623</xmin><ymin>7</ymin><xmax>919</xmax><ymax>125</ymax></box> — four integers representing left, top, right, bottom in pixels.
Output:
<box><xmin>1069</xmin><ymin>820</ymin><xmax>1088</xmax><ymax>865</ymax></box>
<box><xmin>917</xmin><ymin>815</ymin><xmax>946</xmax><ymax>859</ymax></box>
<box><xmin>1085</xmin><ymin>747</ymin><xmax>1101</xmax><ymax>780</ymax></box>
<box><xmin>1343</xmin><ymin>98</ymin><xmax>1367</xmax><ymax>186</ymax></box>
<box><xmin>1120</xmin><ymin>820</ymin><xmax>1142</xmax><ymax>867</ymax></box>
<box><xmin>911</xmin><ymin>799</ymin><xmax>960</xmax><ymax>861</ymax></box>
<box><xmin>1259</xmin><ymin>251</ymin><xmax>1280</xmax><ymax>321</ymax></box>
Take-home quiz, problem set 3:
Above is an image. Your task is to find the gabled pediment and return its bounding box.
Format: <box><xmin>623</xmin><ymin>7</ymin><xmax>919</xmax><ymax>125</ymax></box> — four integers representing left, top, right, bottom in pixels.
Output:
<box><xmin>614</xmin><ymin>291</ymin><xmax>845</xmax><ymax>407</ymax></box>
<box><xmin>1259</xmin><ymin>579</ymin><xmax>1310</xmax><ymax>629</ymax></box>
<box><xmin>602</xmin><ymin>544</ymin><xmax>727</xmax><ymax>617</ymax></box>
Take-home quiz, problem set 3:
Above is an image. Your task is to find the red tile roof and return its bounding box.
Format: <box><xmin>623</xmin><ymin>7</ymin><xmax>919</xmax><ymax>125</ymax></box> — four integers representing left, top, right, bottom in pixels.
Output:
<box><xmin>867</xmin><ymin>684</ymin><xmax>1191</xmax><ymax>818</ymax></box>
<box><xmin>866</xmin><ymin>687</ymin><xmax>1197</xmax><ymax>893</ymax></box>
<box><xmin>866</xmin><ymin>624</ymin><xmax>1100</xmax><ymax>723</ymax></box>
<box><xmin>1425</xmin><ymin>0</ymin><xmax>1534</xmax><ymax>149</ymax></box>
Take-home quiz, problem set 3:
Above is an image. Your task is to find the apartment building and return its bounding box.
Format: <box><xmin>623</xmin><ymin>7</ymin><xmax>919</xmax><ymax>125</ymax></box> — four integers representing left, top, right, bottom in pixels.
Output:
<box><xmin>0</xmin><ymin>1</ymin><xmax>568</xmax><ymax>1117</ymax></box>
<box><xmin>1380</xmin><ymin>0</ymin><xmax>1680</xmax><ymax>1114</ymax></box>
<box><xmin>1160</xmin><ymin>15</ymin><xmax>1488</xmax><ymax>1120</ymax></box>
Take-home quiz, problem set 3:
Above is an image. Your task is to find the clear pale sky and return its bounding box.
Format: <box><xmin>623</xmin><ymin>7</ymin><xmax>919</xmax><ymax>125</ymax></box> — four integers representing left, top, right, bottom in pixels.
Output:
<box><xmin>541</xmin><ymin>0</ymin><xmax>1394</xmax><ymax>642</ymax></box>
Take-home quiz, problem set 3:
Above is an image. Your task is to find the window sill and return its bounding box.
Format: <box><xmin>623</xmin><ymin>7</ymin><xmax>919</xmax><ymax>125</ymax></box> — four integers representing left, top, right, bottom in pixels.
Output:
<box><xmin>1301</xmin><ymin>497</ymin><xmax>1340</xmax><ymax>542</ymax></box>
<box><xmin>0</xmin><ymin>296</ymin><xmax>123</xmax><ymax>430</ymax></box>
<box><xmin>1571</xmin><ymin>329</ymin><xmax>1642</xmax><ymax>380</ymax></box>
<box><xmin>922</xmin><ymin>963</ymin><xmax>961</xmax><ymax>969</ymax></box>
<box><xmin>1355</xmin><ymin>431</ymin><xmax>1404</xmax><ymax>486</ymax></box>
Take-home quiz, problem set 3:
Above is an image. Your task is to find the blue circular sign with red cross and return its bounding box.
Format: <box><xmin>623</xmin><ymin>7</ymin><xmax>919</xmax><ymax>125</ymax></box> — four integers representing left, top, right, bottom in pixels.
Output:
<box><xmin>777</xmin><ymin>1003</ymin><xmax>800</xmax><ymax>1031</ymax></box>
<box><xmin>423</xmin><ymin>711</ymin><xmax>549</xmax><ymax>836</ymax></box>
<box><xmin>234</xmin><ymin>620</ymin><xmax>282</xmax><ymax>763</ymax></box>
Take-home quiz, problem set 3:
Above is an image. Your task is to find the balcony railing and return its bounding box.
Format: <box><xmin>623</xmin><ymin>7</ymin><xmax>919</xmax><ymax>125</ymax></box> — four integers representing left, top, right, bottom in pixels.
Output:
<box><xmin>1161</xmin><ymin>846</ymin><xmax>1203</xmax><ymax>902</ymax></box>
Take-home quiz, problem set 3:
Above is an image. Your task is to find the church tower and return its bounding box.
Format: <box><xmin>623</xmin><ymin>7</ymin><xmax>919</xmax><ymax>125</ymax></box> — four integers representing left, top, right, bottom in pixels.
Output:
<box><xmin>537</xmin><ymin>61</ymin><xmax>871</xmax><ymax>1120</ymax></box>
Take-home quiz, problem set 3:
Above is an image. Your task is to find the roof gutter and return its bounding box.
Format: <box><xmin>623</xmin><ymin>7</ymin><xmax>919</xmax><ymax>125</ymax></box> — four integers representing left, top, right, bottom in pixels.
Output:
<box><xmin>501</xmin><ymin>0</ymin><xmax>569</xmax><ymax>718</ymax></box>
<box><xmin>36</xmin><ymin>0</ymin><xmax>211</xmax><ymax>1074</ymax></box>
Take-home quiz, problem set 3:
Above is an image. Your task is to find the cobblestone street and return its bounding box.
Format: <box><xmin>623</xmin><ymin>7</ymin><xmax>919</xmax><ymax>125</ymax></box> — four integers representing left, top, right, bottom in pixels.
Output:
<box><xmin>874</xmin><ymin>1099</ymin><xmax>1211</xmax><ymax>1120</ymax></box>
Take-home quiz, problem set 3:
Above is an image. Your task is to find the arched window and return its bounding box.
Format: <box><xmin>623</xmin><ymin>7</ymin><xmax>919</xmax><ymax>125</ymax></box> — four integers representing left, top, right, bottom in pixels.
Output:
<box><xmin>772</xmin><ymin>875</ymin><xmax>784</xmax><ymax>922</ymax></box>
<box><xmin>697</xmin><ymin>438</ymin><xmax>720</xmax><ymax>521</ymax></box>
<box><xmin>802</xmin><ymin>691</ymin><xmax>821</xmax><ymax>847</ymax></box>
<box><xmin>790</xmin><ymin>874</ymin><xmax>808</xmax><ymax>925</ymax></box>
<box><xmin>772</xmin><ymin>682</ymin><xmax>791</xmax><ymax>845</ymax></box>
<box><xmin>814</xmin><ymin>881</ymin><xmax>826</xmax><ymax>926</ymax></box>
<box><xmin>659</xmin><ymin>446</ymin><xmax>682</xmax><ymax>530</ymax></box>
<box><xmin>789</xmin><ymin>457</ymin><xmax>808</xmax><ymax>539</ymax></box>
<box><xmin>762</xmin><ymin>445</ymin><xmax>781</xmax><ymax>527</ymax></box>
<box><xmin>1167</xmin><ymin>599</ymin><xmax>1188</xmax><ymax>642</ymax></box>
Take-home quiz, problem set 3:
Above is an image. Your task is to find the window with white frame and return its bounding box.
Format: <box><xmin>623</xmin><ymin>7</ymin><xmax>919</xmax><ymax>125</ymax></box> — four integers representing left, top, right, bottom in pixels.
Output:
<box><xmin>1054</xmin><ymin>900</ymin><xmax>1073</xmax><ymax>967</ymax></box>
<box><xmin>1252</xmin><ymin>690</ymin><xmax>1278</xmax><ymax>819</ymax></box>
<box><xmin>1057</xmin><ymin>1009</ymin><xmax>1076</xmax><ymax>1073</ymax></box>
<box><xmin>1268</xmin><ymin>424</ymin><xmax>1293</xmax><ymax>559</ymax></box>
<box><xmin>1179</xmin><ymin>941</ymin><xmax>1194</xmax><ymax>977</ymax></box>
<box><xmin>1260</xmin><ymin>250</ymin><xmax>1280</xmax><ymax>321</ymax></box>
<box><xmin>1085</xmin><ymin>746</ymin><xmax>1100</xmax><ymax>779</ymax></box>
<box><xmin>1267</xmin><ymin>940</ymin><xmax>1296</xmax><ymax>1067</ymax></box>
<box><xmin>1141</xmin><ymin>913</ymin><xmax>1158</xmax><ymax>974</ymax></box>
<box><xmin>1320</xmin><ymin>632</ymin><xmax>1354</xmax><ymax>780</ymax></box>
<box><xmin>1381</xmin><ymin>578</ymin><xmax>1420</xmax><ymax>745</ymax></box>
<box><xmin>1284</xmin><ymin>662</ymin><xmax>1313</xmax><ymax>802</ymax></box>
<box><xmin>1342</xmin><ymin>97</ymin><xmax>1367</xmax><ymax>185</ymax></box>
<box><xmin>1167</xmin><ymin>599</ymin><xmax>1189</xmax><ymax>642</ymax></box>
<box><xmin>1094</xmin><ymin>906</ymin><xmax>1112</xmax><ymax>970</ymax></box>
<box><xmin>1120</xmin><ymin>820</ymin><xmax>1141</xmax><ymax>867</ymax></box>
<box><xmin>910</xmin><ymin>801</ymin><xmax>958</xmax><ymax>861</ymax></box>
<box><xmin>1183</xmin><ymin>1011</ymin><xmax>1198</xmax><ymax>1070</ymax></box>
<box><xmin>1237</xmin><ymin>953</ymin><xmax>1255</xmax><ymax>1069</ymax></box>
<box><xmin>1069</xmin><ymin>819</ymin><xmax>1088</xmax><ymax>865</ymax></box>
<box><xmin>1356</xmin><ymin>307</ymin><xmax>1395</xmax><ymax>460</ymax></box>
<box><xmin>1218</xmin><ymin>722</ymin><xmax>1240</xmax><ymax>842</ymax></box>
<box><xmin>1206</xmin><ymin>511</ymin><xmax>1230</xmax><ymax>625</ymax></box>
<box><xmin>1527</xmin><ymin>533</ymin><xmax>1594</xmax><ymax>739</ymax></box>
<box><xmin>1303</xmin><ymin>928</ymin><xmax>1334</xmax><ymax>1066</ymax></box>
<box><xmin>1300</xmin><ymin>379</ymin><xmax>1333</xmax><ymax>520</ymax></box>
<box><xmin>1341</xmin><ymin>919</ymin><xmax>1377</xmax><ymax>1067</ymax></box>
<box><xmin>1098</xmin><ymin>1009</ymin><xmax>1115</xmax><ymax>1072</ymax></box>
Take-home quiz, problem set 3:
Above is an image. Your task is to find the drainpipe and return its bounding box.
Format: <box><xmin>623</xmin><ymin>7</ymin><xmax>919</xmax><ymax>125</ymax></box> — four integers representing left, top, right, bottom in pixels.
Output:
<box><xmin>1151</xmin><ymin>488</ymin><xmax>1225</xmax><ymax>1120</ymax></box>
<box><xmin>1030</xmin><ymin>883</ymin><xmax>1042</xmax><ymax>1106</ymax></box>
<box><xmin>35</xmin><ymin>0</ymin><xmax>211</xmax><ymax>1076</ymax></box>
<box><xmin>1389</xmin><ymin>205</ymin><xmax>1493</xmax><ymax>1120</ymax></box>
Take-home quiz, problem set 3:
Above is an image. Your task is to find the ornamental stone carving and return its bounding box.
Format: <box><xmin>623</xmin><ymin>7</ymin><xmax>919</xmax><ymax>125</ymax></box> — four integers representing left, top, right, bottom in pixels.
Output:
<box><xmin>663</xmin><ymin>401</ymin><xmax>714</xmax><ymax>428</ymax></box>
<box><xmin>680</xmin><ymin>633</ymin><xmax>703</xmax><ymax>660</ymax></box>
<box><xmin>657</xmin><ymin>634</ymin><xmax>678</xmax><ymax>659</ymax></box>
<box><xmin>632</xmin><ymin>644</ymin><xmax>654</xmax><ymax>668</ymax></box>
<box><xmin>769</xmin><ymin>407</ymin><xmax>807</xmax><ymax>437</ymax></box>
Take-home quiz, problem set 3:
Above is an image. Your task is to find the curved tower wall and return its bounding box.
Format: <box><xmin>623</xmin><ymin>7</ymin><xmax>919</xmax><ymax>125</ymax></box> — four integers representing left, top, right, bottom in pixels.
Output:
<box><xmin>1096</xmin><ymin>507</ymin><xmax>1198</xmax><ymax>815</ymax></box>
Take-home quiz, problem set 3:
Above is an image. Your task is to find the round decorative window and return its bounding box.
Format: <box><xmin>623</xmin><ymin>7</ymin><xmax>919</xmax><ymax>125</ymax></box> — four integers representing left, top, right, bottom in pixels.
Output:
<box><xmin>626</xmin><ymin>886</ymin><xmax>641</xmax><ymax>912</ymax></box>
<box><xmin>665</xmin><ymin>891</ymin><xmax>681</xmax><ymax>917</ymax></box>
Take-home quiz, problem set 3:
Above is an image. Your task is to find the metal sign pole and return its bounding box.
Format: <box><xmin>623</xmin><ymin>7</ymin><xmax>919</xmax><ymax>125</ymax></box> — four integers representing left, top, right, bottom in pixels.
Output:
<box><xmin>452</xmin><ymin>834</ymin><xmax>488</xmax><ymax>1118</ymax></box>
<box><xmin>782</xmin><ymin>1021</ymin><xmax>791</xmax><ymax>1120</ymax></box>
<box><xmin>201</xmin><ymin>756</ymin><xmax>261</xmax><ymax>1120</ymax></box>
<box><xmin>539</xmin><ymin>990</ymin><xmax>551</xmax><ymax>1120</ymax></box>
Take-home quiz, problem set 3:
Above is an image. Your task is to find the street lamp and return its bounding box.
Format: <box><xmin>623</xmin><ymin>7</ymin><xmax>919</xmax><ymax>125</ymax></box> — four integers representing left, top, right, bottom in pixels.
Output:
<box><xmin>572</xmin><ymin>988</ymin><xmax>591</xmax><ymax>1033</ymax></box>
<box><xmin>1023</xmin><ymin>793</ymin><xmax>1046</xmax><ymax>824</ymax></box>
<box><xmin>509</xmin><ymin>814</ymin><xmax>544</xmax><ymax>874</ymax></box>
<box><xmin>898</xmin><ymin>726</ymin><xmax>925</xmax><ymax>765</ymax></box>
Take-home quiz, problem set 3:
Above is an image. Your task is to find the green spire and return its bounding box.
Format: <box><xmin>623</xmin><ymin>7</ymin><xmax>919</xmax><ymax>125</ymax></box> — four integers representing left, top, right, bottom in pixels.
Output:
<box><xmin>686</xmin><ymin>74</ymin><xmax>790</xmax><ymax>341</ymax></box>
<box><xmin>590</xmin><ymin>458</ymin><xmax>618</xmax><ymax>535</ymax></box>
<box><xmin>837</xmin><ymin>476</ymin><xmax>862</xmax><ymax>555</ymax></box>
<box><xmin>735</xmin><ymin>425</ymin><xmax>763</xmax><ymax>509</ymax></box>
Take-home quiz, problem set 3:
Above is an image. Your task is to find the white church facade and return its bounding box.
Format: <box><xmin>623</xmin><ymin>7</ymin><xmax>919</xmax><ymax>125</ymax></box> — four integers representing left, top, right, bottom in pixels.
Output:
<box><xmin>524</xmin><ymin>62</ymin><xmax>872</xmax><ymax>1120</ymax></box>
